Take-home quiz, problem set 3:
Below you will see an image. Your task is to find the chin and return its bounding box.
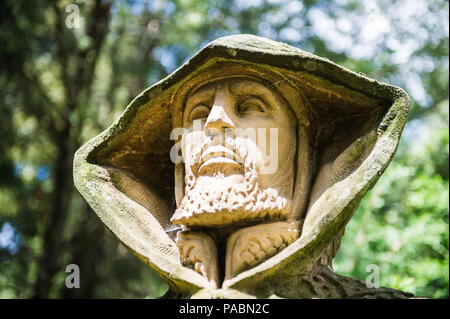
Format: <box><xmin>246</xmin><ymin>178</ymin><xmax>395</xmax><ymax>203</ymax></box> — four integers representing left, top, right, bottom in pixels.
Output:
<box><xmin>171</xmin><ymin>165</ymin><xmax>290</xmax><ymax>228</ymax></box>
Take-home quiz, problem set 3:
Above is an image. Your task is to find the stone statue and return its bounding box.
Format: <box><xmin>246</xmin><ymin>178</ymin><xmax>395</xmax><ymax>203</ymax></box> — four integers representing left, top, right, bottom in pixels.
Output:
<box><xmin>74</xmin><ymin>34</ymin><xmax>413</xmax><ymax>298</ymax></box>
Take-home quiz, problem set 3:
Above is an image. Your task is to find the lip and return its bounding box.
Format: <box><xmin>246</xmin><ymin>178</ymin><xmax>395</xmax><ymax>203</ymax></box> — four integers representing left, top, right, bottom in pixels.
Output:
<box><xmin>196</xmin><ymin>145</ymin><xmax>242</xmax><ymax>175</ymax></box>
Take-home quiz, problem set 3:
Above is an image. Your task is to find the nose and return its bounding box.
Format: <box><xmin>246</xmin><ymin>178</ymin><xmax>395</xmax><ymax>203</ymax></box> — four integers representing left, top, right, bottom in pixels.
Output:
<box><xmin>204</xmin><ymin>105</ymin><xmax>234</xmax><ymax>135</ymax></box>
<box><xmin>204</xmin><ymin>84</ymin><xmax>236</xmax><ymax>136</ymax></box>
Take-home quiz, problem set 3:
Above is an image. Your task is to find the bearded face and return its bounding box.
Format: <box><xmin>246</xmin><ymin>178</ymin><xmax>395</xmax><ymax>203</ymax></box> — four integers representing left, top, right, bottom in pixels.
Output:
<box><xmin>170</xmin><ymin>78</ymin><xmax>297</xmax><ymax>229</ymax></box>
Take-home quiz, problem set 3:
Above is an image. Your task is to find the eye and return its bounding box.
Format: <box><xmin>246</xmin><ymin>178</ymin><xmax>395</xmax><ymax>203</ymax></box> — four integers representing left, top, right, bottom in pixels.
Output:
<box><xmin>237</xmin><ymin>97</ymin><xmax>266</xmax><ymax>115</ymax></box>
<box><xmin>189</xmin><ymin>105</ymin><xmax>210</xmax><ymax>122</ymax></box>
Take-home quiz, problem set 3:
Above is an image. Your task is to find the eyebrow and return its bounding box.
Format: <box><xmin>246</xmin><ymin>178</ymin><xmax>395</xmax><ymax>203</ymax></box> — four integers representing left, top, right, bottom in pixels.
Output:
<box><xmin>229</xmin><ymin>79</ymin><xmax>279</xmax><ymax>106</ymax></box>
<box><xmin>184</xmin><ymin>84</ymin><xmax>215</xmax><ymax>124</ymax></box>
<box><xmin>186</xmin><ymin>84</ymin><xmax>216</xmax><ymax>106</ymax></box>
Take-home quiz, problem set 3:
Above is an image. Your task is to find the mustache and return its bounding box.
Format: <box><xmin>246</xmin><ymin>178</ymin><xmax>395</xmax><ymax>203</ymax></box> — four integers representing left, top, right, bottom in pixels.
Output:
<box><xmin>200</xmin><ymin>144</ymin><xmax>241</xmax><ymax>163</ymax></box>
<box><xmin>189</xmin><ymin>136</ymin><xmax>248</xmax><ymax>174</ymax></box>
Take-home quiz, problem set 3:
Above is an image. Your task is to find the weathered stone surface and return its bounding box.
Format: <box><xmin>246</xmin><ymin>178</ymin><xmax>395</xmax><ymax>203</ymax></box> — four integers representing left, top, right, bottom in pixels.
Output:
<box><xmin>176</xmin><ymin>231</ymin><xmax>219</xmax><ymax>288</ymax></box>
<box><xmin>74</xmin><ymin>34</ymin><xmax>411</xmax><ymax>298</ymax></box>
<box><xmin>225</xmin><ymin>222</ymin><xmax>300</xmax><ymax>280</ymax></box>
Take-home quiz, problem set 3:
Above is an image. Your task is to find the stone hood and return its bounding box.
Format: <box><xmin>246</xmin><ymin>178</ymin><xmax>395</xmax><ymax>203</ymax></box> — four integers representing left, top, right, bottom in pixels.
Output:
<box><xmin>73</xmin><ymin>34</ymin><xmax>410</xmax><ymax>297</ymax></box>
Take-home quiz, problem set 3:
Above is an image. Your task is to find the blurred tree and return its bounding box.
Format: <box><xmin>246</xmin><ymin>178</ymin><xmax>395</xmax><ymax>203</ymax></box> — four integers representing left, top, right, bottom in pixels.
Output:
<box><xmin>0</xmin><ymin>0</ymin><xmax>448</xmax><ymax>298</ymax></box>
<box><xmin>334</xmin><ymin>100</ymin><xmax>449</xmax><ymax>298</ymax></box>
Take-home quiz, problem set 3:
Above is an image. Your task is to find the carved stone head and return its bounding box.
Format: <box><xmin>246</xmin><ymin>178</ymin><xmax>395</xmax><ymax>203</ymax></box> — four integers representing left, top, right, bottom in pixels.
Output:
<box><xmin>74</xmin><ymin>35</ymin><xmax>410</xmax><ymax>298</ymax></box>
<box><xmin>171</xmin><ymin>77</ymin><xmax>297</xmax><ymax>228</ymax></box>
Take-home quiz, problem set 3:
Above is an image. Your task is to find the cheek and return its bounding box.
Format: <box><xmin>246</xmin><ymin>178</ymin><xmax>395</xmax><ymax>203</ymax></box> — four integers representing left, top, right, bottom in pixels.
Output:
<box><xmin>253</xmin><ymin>118</ymin><xmax>296</xmax><ymax>188</ymax></box>
<box><xmin>234</xmin><ymin>119</ymin><xmax>268</xmax><ymax>165</ymax></box>
<box><xmin>241</xmin><ymin>117</ymin><xmax>296</xmax><ymax>154</ymax></box>
<box><xmin>238</xmin><ymin>118</ymin><xmax>295</xmax><ymax>174</ymax></box>
<box><xmin>277</xmin><ymin>124</ymin><xmax>296</xmax><ymax>161</ymax></box>
<box><xmin>181</xmin><ymin>129</ymin><xmax>206</xmax><ymax>166</ymax></box>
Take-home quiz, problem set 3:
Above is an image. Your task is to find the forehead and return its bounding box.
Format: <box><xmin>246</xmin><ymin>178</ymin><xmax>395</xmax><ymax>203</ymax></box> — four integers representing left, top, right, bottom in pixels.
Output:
<box><xmin>186</xmin><ymin>78</ymin><xmax>279</xmax><ymax>100</ymax></box>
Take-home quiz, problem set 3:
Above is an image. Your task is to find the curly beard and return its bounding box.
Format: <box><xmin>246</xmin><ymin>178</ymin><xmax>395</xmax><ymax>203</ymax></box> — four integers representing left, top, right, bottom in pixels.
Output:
<box><xmin>170</xmin><ymin>135</ymin><xmax>289</xmax><ymax>228</ymax></box>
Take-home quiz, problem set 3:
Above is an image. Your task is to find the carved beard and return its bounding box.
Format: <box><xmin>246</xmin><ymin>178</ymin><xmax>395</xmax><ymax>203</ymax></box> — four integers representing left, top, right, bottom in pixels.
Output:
<box><xmin>170</xmin><ymin>136</ymin><xmax>289</xmax><ymax>228</ymax></box>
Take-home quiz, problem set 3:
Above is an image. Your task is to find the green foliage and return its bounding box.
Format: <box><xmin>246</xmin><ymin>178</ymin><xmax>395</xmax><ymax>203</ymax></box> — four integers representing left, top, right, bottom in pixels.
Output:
<box><xmin>334</xmin><ymin>101</ymin><xmax>449</xmax><ymax>298</ymax></box>
<box><xmin>0</xmin><ymin>0</ymin><xmax>448</xmax><ymax>298</ymax></box>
